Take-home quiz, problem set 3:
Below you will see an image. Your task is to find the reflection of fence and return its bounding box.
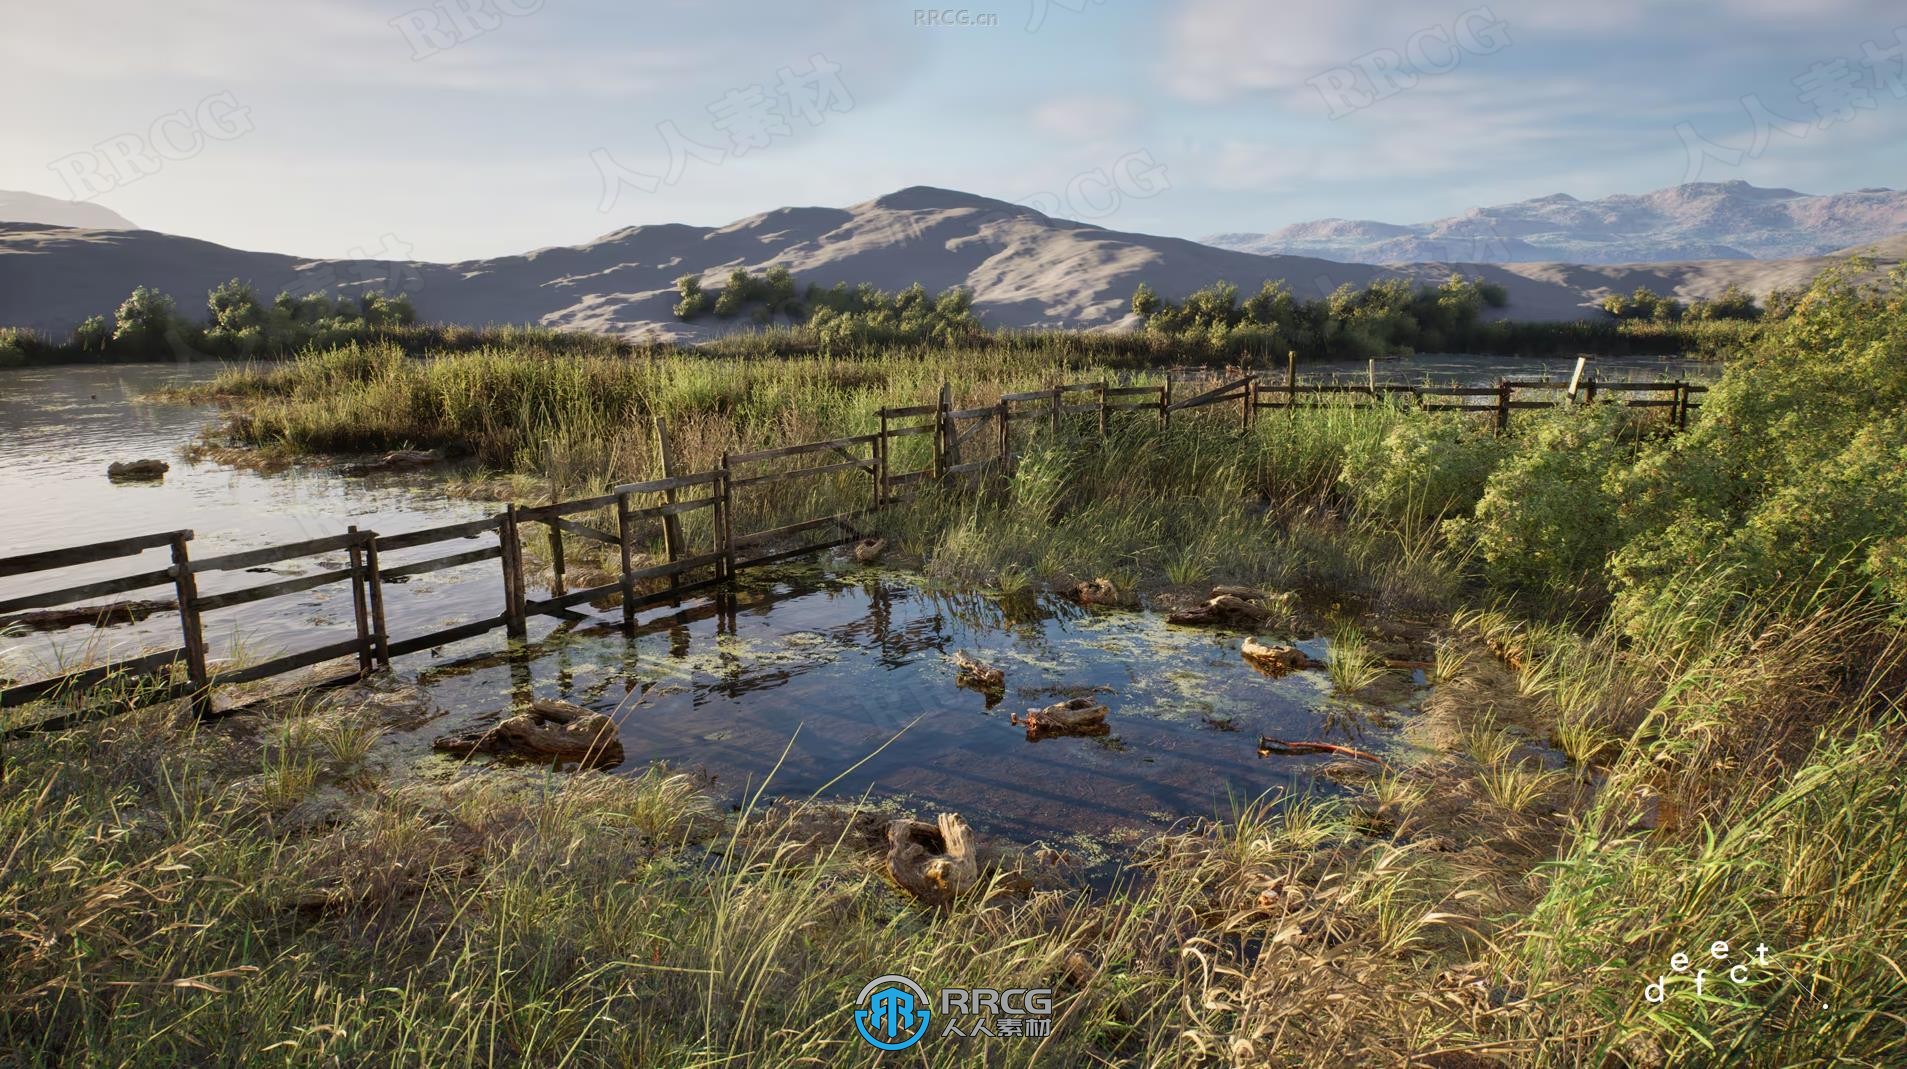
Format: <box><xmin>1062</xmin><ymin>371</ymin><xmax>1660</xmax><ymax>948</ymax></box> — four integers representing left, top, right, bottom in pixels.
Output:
<box><xmin>1</xmin><ymin>361</ymin><xmax>1708</xmax><ymax>727</ymax></box>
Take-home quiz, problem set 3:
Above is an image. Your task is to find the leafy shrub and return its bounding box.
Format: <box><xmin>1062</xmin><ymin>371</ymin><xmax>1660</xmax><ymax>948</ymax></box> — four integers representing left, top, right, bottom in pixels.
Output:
<box><xmin>1340</xmin><ymin>413</ymin><xmax>1508</xmax><ymax>523</ymax></box>
<box><xmin>1610</xmin><ymin>264</ymin><xmax>1907</xmax><ymax>629</ymax></box>
<box><xmin>1447</xmin><ymin>405</ymin><xmax>1634</xmax><ymax>609</ymax></box>
<box><xmin>111</xmin><ymin>285</ymin><xmax>187</xmax><ymax>356</ymax></box>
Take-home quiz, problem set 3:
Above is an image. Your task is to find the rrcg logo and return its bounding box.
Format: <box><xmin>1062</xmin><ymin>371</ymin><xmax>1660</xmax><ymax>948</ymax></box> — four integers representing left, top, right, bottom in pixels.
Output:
<box><xmin>852</xmin><ymin>973</ymin><xmax>1055</xmax><ymax>1049</ymax></box>
<box><xmin>853</xmin><ymin>975</ymin><xmax>932</xmax><ymax>1051</ymax></box>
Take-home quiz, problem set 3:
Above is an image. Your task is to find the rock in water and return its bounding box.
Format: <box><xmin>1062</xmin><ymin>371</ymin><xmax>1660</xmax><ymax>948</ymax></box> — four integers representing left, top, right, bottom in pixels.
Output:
<box><xmin>886</xmin><ymin>813</ymin><xmax>979</xmax><ymax>905</ymax></box>
<box><xmin>1013</xmin><ymin>697</ymin><xmax>1110</xmax><ymax>738</ymax></box>
<box><xmin>106</xmin><ymin>459</ymin><xmax>169</xmax><ymax>480</ymax></box>
<box><xmin>852</xmin><ymin>536</ymin><xmax>887</xmax><ymax>563</ymax></box>
<box><xmin>1241</xmin><ymin>637</ymin><xmax>1316</xmax><ymax>673</ymax></box>
<box><xmin>952</xmin><ymin>650</ymin><xmax>1005</xmax><ymax>693</ymax></box>
<box><xmin>1071</xmin><ymin>577</ymin><xmax>1124</xmax><ymax>606</ymax></box>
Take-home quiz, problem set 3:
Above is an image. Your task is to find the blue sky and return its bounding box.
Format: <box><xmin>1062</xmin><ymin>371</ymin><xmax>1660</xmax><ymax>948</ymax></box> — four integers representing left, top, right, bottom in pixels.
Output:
<box><xmin>5</xmin><ymin>0</ymin><xmax>1905</xmax><ymax>260</ymax></box>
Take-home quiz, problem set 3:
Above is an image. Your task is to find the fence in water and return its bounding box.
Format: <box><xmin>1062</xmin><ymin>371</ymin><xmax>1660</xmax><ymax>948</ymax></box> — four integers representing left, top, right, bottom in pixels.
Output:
<box><xmin>0</xmin><ymin>362</ymin><xmax>1704</xmax><ymax>730</ymax></box>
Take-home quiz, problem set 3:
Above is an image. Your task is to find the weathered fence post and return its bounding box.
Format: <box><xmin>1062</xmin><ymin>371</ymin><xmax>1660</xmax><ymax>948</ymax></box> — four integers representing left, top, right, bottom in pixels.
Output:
<box><xmin>1584</xmin><ymin>376</ymin><xmax>1598</xmax><ymax>405</ymax></box>
<box><xmin>933</xmin><ymin>383</ymin><xmax>950</xmax><ymax>481</ymax></box>
<box><xmin>1049</xmin><ymin>384</ymin><xmax>1061</xmax><ymax>437</ymax></box>
<box><xmin>1285</xmin><ymin>350</ymin><xmax>1298</xmax><ymax>416</ymax></box>
<box><xmin>1098</xmin><ymin>380</ymin><xmax>1110</xmax><ymax>437</ymax></box>
<box><xmin>654</xmin><ymin>418</ymin><xmax>685</xmax><ymax>604</ymax></box>
<box><xmin>346</xmin><ymin>525</ymin><xmax>374</xmax><ymax>675</ymax></box>
<box><xmin>1676</xmin><ymin>380</ymin><xmax>1691</xmax><ymax>431</ymax></box>
<box><xmin>1161</xmin><ymin>375</ymin><xmax>1172</xmax><ymax>430</ymax></box>
<box><xmin>1495</xmin><ymin>380</ymin><xmax>1512</xmax><ymax>435</ymax></box>
<box><xmin>168</xmin><ymin>532</ymin><xmax>210</xmax><ymax>717</ymax></box>
<box><xmin>717</xmin><ymin>457</ymin><xmax>735</xmax><ymax>578</ymax></box>
<box><xmin>500</xmin><ymin>505</ymin><xmax>527</xmax><ymax>638</ymax></box>
<box><xmin>1566</xmin><ymin>356</ymin><xmax>1587</xmax><ymax>403</ymax></box>
<box><xmin>876</xmin><ymin>408</ymin><xmax>890</xmax><ymax>505</ymax></box>
<box><xmin>1242</xmin><ymin>378</ymin><xmax>1255</xmax><ymax>431</ymax></box>
<box><xmin>616</xmin><ymin>491</ymin><xmax>636</xmax><ymax>628</ymax></box>
<box><xmin>872</xmin><ymin>411</ymin><xmax>888</xmax><ymax>506</ymax></box>
<box><xmin>996</xmin><ymin>398</ymin><xmax>1011</xmax><ymax>477</ymax></box>
<box><xmin>362</xmin><ymin>532</ymin><xmax>390</xmax><ymax>669</ymax></box>
<box><xmin>544</xmin><ymin>443</ymin><xmax>566</xmax><ymax>598</ymax></box>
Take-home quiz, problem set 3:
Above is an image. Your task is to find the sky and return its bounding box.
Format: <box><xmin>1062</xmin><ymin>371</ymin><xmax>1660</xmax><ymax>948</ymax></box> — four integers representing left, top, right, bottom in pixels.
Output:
<box><xmin>5</xmin><ymin>0</ymin><xmax>1906</xmax><ymax>261</ymax></box>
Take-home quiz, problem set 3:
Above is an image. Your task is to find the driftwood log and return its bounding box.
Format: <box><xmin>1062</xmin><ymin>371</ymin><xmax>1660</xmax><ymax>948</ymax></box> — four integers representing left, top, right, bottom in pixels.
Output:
<box><xmin>1011</xmin><ymin>697</ymin><xmax>1109</xmax><ymax>739</ymax></box>
<box><xmin>886</xmin><ymin>813</ymin><xmax>979</xmax><ymax>905</ymax></box>
<box><xmin>106</xmin><ymin>459</ymin><xmax>169</xmax><ymax>480</ymax></box>
<box><xmin>1</xmin><ymin>597</ymin><xmax>173</xmax><ymax>633</ymax></box>
<box><xmin>852</xmin><ymin>536</ymin><xmax>887</xmax><ymax>563</ymax></box>
<box><xmin>1241</xmin><ymin>637</ymin><xmax>1316</xmax><ymax>673</ymax></box>
<box><xmin>1257</xmin><ymin>735</ymin><xmax>1389</xmax><ymax>768</ymax></box>
<box><xmin>1167</xmin><ymin>593</ymin><xmax>1271</xmax><ymax>629</ymax></box>
<box><xmin>432</xmin><ymin>698</ymin><xmax>623</xmax><ymax>767</ymax></box>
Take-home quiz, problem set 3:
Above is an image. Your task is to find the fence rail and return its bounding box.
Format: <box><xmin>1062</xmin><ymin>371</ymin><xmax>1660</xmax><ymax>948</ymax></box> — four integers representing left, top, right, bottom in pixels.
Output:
<box><xmin>1</xmin><ymin>357</ymin><xmax>1706</xmax><ymax>728</ymax></box>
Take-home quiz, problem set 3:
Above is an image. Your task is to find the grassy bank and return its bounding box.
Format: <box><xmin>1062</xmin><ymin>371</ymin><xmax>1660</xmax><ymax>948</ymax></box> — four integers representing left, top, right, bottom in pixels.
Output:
<box><xmin>5</xmin><ymin>268</ymin><xmax>1903</xmax><ymax>1064</ymax></box>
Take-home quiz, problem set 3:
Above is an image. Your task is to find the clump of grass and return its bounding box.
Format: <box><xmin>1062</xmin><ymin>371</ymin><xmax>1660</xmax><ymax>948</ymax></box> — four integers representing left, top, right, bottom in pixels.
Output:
<box><xmin>1327</xmin><ymin>623</ymin><xmax>1386</xmax><ymax>694</ymax></box>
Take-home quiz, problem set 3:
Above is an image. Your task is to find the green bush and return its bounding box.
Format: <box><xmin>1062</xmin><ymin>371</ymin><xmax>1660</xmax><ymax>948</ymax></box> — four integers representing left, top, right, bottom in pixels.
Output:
<box><xmin>1340</xmin><ymin>413</ymin><xmax>1508</xmax><ymax>523</ymax></box>
<box><xmin>111</xmin><ymin>285</ymin><xmax>188</xmax><ymax>357</ymax></box>
<box><xmin>1448</xmin><ymin>405</ymin><xmax>1634</xmax><ymax>609</ymax></box>
<box><xmin>1610</xmin><ymin>264</ymin><xmax>1907</xmax><ymax>629</ymax></box>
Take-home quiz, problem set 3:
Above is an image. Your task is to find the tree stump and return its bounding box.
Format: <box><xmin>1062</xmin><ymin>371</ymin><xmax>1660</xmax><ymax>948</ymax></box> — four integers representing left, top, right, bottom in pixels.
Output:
<box><xmin>886</xmin><ymin>813</ymin><xmax>979</xmax><ymax>905</ymax></box>
<box><xmin>852</xmin><ymin>536</ymin><xmax>887</xmax><ymax>563</ymax></box>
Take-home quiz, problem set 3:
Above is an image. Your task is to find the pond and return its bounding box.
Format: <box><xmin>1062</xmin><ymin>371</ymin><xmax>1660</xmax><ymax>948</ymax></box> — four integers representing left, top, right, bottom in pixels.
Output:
<box><xmin>4</xmin><ymin>357</ymin><xmax>1610</xmax><ymax>848</ymax></box>
<box><xmin>402</xmin><ymin>564</ymin><xmax>1393</xmax><ymax>848</ymax></box>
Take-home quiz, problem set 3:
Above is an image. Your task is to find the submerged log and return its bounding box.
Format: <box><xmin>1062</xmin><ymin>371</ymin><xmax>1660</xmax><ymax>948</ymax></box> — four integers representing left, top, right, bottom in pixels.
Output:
<box><xmin>1</xmin><ymin>597</ymin><xmax>173</xmax><ymax>632</ymax></box>
<box><xmin>1012</xmin><ymin>697</ymin><xmax>1109</xmax><ymax>739</ymax></box>
<box><xmin>952</xmin><ymin>650</ymin><xmax>1004</xmax><ymax>693</ymax></box>
<box><xmin>341</xmin><ymin>449</ymin><xmax>440</xmax><ymax>476</ymax></box>
<box><xmin>1241</xmin><ymin>637</ymin><xmax>1316</xmax><ymax>673</ymax></box>
<box><xmin>106</xmin><ymin>459</ymin><xmax>169</xmax><ymax>480</ymax></box>
<box><xmin>852</xmin><ymin>536</ymin><xmax>887</xmax><ymax>563</ymax></box>
<box><xmin>432</xmin><ymin>698</ymin><xmax>623</xmax><ymax>767</ymax></box>
<box><xmin>886</xmin><ymin>813</ymin><xmax>979</xmax><ymax>905</ymax></box>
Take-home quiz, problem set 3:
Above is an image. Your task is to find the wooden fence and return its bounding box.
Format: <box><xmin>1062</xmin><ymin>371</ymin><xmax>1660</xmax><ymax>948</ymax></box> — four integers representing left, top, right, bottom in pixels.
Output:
<box><xmin>0</xmin><ymin>361</ymin><xmax>1704</xmax><ymax>727</ymax></box>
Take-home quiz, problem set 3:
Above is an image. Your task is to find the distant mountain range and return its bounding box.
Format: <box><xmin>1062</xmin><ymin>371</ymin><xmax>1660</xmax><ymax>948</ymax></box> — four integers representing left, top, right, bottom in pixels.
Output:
<box><xmin>0</xmin><ymin>190</ymin><xmax>135</xmax><ymax>231</ymax></box>
<box><xmin>2</xmin><ymin>185</ymin><xmax>1903</xmax><ymax>342</ymax></box>
<box><xmin>1205</xmin><ymin>181</ymin><xmax>1907</xmax><ymax>264</ymax></box>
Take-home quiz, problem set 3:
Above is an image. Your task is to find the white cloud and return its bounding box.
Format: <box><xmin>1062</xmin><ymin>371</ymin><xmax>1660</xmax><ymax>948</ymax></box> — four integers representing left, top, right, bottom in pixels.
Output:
<box><xmin>1030</xmin><ymin>94</ymin><xmax>1139</xmax><ymax>141</ymax></box>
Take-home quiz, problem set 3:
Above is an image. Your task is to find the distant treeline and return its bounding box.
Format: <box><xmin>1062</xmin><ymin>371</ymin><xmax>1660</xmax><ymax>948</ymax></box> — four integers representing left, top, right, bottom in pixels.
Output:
<box><xmin>675</xmin><ymin>267</ymin><xmax>1764</xmax><ymax>361</ymax></box>
<box><xmin>1128</xmin><ymin>276</ymin><xmax>1769</xmax><ymax>361</ymax></box>
<box><xmin>0</xmin><ymin>281</ymin><xmax>418</xmax><ymax>367</ymax></box>
<box><xmin>3</xmin><ymin>269</ymin><xmax>1772</xmax><ymax>369</ymax></box>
